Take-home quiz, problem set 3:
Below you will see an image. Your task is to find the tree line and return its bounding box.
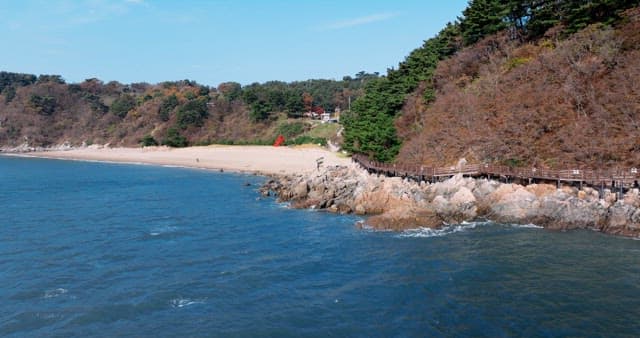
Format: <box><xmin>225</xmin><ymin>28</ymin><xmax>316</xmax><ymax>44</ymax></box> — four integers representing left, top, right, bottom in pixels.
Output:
<box><xmin>237</xmin><ymin>72</ymin><xmax>378</xmax><ymax>122</ymax></box>
<box><xmin>0</xmin><ymin>70</ymin><xmax>378</xmax><ymax>148</ymax></box>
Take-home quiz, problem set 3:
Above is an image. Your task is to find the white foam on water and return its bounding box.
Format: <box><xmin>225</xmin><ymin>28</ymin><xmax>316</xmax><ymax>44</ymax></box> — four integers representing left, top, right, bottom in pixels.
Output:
<box><xmin>43</xmin><ymin>288</ymin><xmax>68</xmax><ymax>299</ymax></box>
<box><xmin>149</xmin><ymin>226</ymin><xmax>178</xmax><ymax>236</ymax></box>
<box><xmin>278</xmin><ymin>202</ymin><xmax>291</xmax><ymax>209</ymax></box>
<box><xmin>356</xmin><ymin>220</ymin><xmax>371</xmax><ymax>230</ymax></box>
<box><xmin>397</xmin><ymin>222</ymin><xmax>481</xmax><ymax>238</ymax></box>
<box><xmin>396</xmin><ymin>220</ymin><xmax>545</xmax><ymax>238</ymax></box>
<box><xmin>170</xmin><ymin>297</ymin><xmax>205</xmax><ymax>308</ymax></box>
<box><xmin>510</xmin><ymin>223</ymin><xmax>544</xmax><ymax>229</ymax></box>
<box><xmin>36</xmin><ymin>312</ymin><xmax>63</xmax><ymax>320</ymax></box>
<box><xmin>357</xmin><ymin>221</ymin><xmax>393</xmax><ymax>233</ymax></box>
<box><xmin>461</xmin><ymin>220</ymin><xmax>492</xmax><ymax>226</ymax></box>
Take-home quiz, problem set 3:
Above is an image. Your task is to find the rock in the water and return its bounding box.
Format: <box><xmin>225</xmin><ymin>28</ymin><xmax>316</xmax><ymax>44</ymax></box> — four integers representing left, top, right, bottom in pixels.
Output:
<box><xmin>367</xmin><ymin>206</ymin><xmax>441</xmax><ymax>231</ymax></box>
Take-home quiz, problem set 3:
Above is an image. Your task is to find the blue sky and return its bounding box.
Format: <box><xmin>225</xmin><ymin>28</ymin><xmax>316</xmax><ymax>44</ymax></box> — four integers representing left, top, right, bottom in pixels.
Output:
<box><xmin>0</xmin><ymin>0</ymin><xmax>468</xmax><ymax>86</ymax></box>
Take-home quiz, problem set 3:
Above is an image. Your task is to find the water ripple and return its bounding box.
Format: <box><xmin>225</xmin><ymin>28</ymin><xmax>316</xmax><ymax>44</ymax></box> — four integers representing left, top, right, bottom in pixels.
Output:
<box><xmin>2</xmin><ymin>156</ymin><xmax>640</xmax><ymax>337</ymax></box>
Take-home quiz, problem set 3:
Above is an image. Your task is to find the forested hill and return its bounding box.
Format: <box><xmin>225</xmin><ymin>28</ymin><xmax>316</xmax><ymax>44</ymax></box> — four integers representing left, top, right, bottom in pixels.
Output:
<box><xmin>342</xmin><ymin>0</ymin><xmax>640</xmax><ymax>169</ymax></box>
<box><xmin>0</xmin><ymin>72</ymin><xmax>378</xmax><ymax>148</ymax></box>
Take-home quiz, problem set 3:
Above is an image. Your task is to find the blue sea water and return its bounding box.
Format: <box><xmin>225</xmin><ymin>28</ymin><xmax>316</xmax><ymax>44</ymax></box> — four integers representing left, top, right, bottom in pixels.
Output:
<box><xmin>1</xmin><ymin>156</ymin><xmax>640</xmax><ymax>337</ymax></box>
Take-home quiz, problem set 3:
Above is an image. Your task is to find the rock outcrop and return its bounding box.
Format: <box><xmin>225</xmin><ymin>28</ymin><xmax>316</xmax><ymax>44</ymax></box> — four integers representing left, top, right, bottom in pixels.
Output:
<box><xmin>1</xmin><ymin>141</ymin><xmax>79</xmax><ymax>153</ymax></box>
<box><xmin>260</xmin><ymin>164</ymin><xmax>640</xmax><ymax>238</ymax></box>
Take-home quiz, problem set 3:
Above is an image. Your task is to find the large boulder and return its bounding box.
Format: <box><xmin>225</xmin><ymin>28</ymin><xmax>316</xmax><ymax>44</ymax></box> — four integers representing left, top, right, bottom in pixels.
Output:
<box><xmin>489</xmin><ymin>184</ymin><xmax>540</xmax><ymax>223</ymax></box>
<box><xmin>623</xmin><ymin>189</ymin><xmax>640</xmax><ymax>208</ymax></box>
<box><xmin>472</xmin><ymin>178</ymin><xmax>500</xmax><ymax>200</ymax></box>
<box><xmin>366</xmin><ymin>205</ymin><xmax>441</xmax><ymax>231</ymax></box>
<box><xmin>604</xmin><ymin>202</ymin><xmax>640</xmax><ymax>236</ymax></box>
<box><xmin>525</xmin><ymin>184</ymin><xmax>556</xmax><ymax>198</ymax></box>
<box><xmin>447</xmin><ymin>187</ymin><xmax>478</xmax><ymax>222</ymax></box>
<box><xmin>352</xmin><ymin>189</ymin><xmax>392</xmax><ymax>215</ymax></box>
<box><xmin>292</xmin><ymin>181</ymin><xmax>309</xmax><ymax>199</ymax></box>
<box><xmin>538</xmin><ymin>194</ymin><xmax>607</xmax><ymax>230</ymax></box>
<box><xmin>602</xmin><ymin>189</ymin><xmax>618</xmax><ymax>208</ymax></box>
<box><xmin>428</xmin><ymin>174</ymin><xmax>473</xmax><ymax>199</ymax></box>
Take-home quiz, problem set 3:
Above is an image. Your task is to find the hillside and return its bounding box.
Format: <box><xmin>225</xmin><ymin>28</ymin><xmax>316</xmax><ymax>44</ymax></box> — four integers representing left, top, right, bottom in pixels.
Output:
<box><xmin>398</xmin><ymin>9</ymin><xmax>640</xmax><ymax>168</ymax></box>
<box><xmin>343</xmin><ymin>0</ymin><xmax>640</xmax><ymax>169</ymax></box>
<box><xmin>0</xmin><ymin>73</ymin><xmax>375</xmax><ymax>149</ymax></box>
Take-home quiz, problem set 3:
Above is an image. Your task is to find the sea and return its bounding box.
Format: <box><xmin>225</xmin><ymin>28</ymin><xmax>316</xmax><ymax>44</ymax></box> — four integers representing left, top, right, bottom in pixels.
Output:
<box><xmin>1</xmin><ymin>155</ymin><xmax>639</xmax><ymax>337</ymax></box>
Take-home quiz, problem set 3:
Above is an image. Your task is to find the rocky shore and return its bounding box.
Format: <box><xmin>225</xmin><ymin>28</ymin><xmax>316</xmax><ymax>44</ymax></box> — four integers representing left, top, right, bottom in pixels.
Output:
<box><xmin>0</xmin><ymin>142</ymin><xmax>79</xmax><ymax>153</ymax></box>
<box><xmin>260</xmin><ymin>164</ymin><xmax>640</xmax><ymax>238</ymax></box>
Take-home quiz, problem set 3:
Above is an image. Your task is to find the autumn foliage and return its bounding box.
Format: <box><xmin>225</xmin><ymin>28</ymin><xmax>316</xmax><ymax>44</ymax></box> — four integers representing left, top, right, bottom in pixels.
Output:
<box><xmin>0</xmin><ymin>74</ymin><xmax>375</xmax><ymax>148</ymax></box>
<box><xmin>396</xmin><ymin>8</ymin><xmax>640</xmax><ymax>169</ymax></box>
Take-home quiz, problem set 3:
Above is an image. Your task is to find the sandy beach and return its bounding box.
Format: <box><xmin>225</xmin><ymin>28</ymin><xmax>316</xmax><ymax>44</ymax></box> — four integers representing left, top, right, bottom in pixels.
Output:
<box><xmin>21</xmin><ymin>145</ymin><xmax>352</xmax><ymax>175</ymax></box>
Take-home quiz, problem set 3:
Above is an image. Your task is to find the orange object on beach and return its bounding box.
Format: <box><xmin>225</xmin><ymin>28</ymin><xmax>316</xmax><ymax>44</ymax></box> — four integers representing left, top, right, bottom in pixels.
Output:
<box><xmin>273</xmin><ymin>135</ymin><xmax>285</xmax><ymax>147</ymax></box>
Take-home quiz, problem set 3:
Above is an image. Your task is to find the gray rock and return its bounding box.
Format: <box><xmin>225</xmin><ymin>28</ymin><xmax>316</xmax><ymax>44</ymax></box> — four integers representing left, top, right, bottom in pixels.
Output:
<box><xmin>539</xmin><ymin>196</ymin><xmax>606</xmax><ymax>230</ymax></box>
<box><xmin>490</xmin><ymin>186</ymin><xmax>539</xmax><ymax>223</ymax></box>
<box><xmin>449</xmin><ymin>187</ymin><xmax>478</xmax><ymax>220</ymax></box>
<box><xmin>292</xmin><ymin>181</ymin><xmax>309</xmax><ymax>199</ymax></box>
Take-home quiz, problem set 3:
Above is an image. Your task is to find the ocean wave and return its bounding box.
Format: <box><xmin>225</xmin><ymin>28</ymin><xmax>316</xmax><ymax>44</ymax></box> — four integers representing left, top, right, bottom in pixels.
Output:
<box><xmin>397</xmin><ymin>222</ymin><xmax>481</xmax><ymax>238</ymax></box>
<box><xmin>149</xmin><ymin>226</ymin><xmax>179</xmax><ymax>236</ymax></box>
<box><xmin>358</xmin><ymin>221</ymin><xmax>393</xmax><ymax>232</ymax></box>
<box><xmin>170</xmin><ymin>297</ymin><xmax>205</xmax><ymax>308</ymax></box>
<box><xmin>43</xmin><ymin>288</ymin><xmax>68</xmax><ymax>299</ymax></box>
<box><xmin>36</xmin><ymin>312</ymin><xmax>63</xmax><ymax>320</ymax></box>
<box><xmin>397</xmin><ymin>221</ymin><xmax>544</xmax><ymax>238</ymax></box>
<box><xmin>510</xmin><ymin>223</ymin><xmax>544</xmax><ymax>229</ymax></box>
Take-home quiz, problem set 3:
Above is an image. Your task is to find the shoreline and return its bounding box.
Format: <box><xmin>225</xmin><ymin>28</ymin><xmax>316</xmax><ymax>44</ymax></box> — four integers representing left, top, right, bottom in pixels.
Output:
<box><xmin>8</xmin><ymin>145</ymin><xmax>640</xmax><ymax>238</ymax></box>
<box><xmin>261</xmin><ymin>165</ymin><xmax>640</xmax><ymax>238</ymax></box>
<box><xmin>2</xmin><ymin>152</ymin><xmax>264</xmax><ymax>176</ymax></box>
<box><xmin>2</xmin><ymin>145</ymin><xmax>352</xmax><ymax>176</ymax></box>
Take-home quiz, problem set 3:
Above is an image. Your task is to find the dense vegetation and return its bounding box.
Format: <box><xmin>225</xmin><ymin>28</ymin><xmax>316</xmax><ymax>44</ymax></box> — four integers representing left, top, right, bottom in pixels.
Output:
<box><xmin>342</xmin><ymin>0</ymin><xmax>640</xmax><ymax>163</ymax></box>
<box><xmin>241</xmin><ymin>72</ymin><xmax>377</xmax><ymax>121</ymax></box>
<box><xmin>0</xmin><ymin>72</ymin><xmax>374</xmax><ymax>148</ymax></box>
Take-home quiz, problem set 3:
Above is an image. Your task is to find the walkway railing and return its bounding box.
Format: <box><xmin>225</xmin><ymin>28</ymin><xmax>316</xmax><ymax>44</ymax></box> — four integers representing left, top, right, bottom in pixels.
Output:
<box><xmin>352</xmin><ymin>154</ymin><xmax>640</xmax><ymax>190</ymax></box>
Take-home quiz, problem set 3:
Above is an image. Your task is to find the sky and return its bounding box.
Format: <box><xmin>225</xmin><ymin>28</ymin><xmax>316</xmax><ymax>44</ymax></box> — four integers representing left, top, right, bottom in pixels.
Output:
<box><xmin>0</xmin><ymin>0</ymin><xmax>469</xmax><ymax>86</ymax></box>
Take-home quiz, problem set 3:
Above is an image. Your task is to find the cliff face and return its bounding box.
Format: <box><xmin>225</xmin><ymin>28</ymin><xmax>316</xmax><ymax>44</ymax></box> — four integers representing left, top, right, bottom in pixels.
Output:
<box><xmin>396</xmin><ymin>9</ymin><xmax>640</xmax><ymax>169</ymax></box>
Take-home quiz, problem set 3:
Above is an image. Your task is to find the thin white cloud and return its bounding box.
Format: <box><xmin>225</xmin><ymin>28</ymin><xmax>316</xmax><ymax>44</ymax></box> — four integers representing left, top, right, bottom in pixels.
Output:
<box><xmin>322</xmin><ymin>12</ymin><xmax>400</xmax><ymax>30</ymax></box>
<box><xmin>61</xmin><ymin>0</ymin><xmax>148</xmax><ymax>26</ymax></box>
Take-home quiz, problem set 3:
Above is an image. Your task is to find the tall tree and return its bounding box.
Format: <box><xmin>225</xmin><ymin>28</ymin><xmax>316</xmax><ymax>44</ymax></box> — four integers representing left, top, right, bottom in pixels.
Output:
<box><xmin>460</xmin><ymin>0</ymin><xmax>509</xmax><ymax>45</ymax></box>
<box><xmin>342</xmin><ymin>78</ymin><xmax>403</xmax><ymax>162</ymax></box>
<box><xmin>302</xmin><ymin>92</ymin><xmax>313</xmax><ymax>112</ymax></box>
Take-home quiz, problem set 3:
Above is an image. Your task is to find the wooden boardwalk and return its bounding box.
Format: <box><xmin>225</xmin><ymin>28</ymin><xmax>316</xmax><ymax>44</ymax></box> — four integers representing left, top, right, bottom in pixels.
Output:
<box><xmin>352</xmin><ymin>154</ymin><xmax>640</xmax><ymax>192</ymax></box>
